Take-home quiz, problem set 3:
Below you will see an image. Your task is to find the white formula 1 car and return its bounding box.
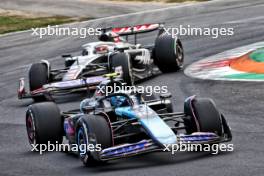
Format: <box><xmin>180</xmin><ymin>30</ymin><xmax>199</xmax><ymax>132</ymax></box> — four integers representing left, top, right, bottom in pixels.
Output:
<box><xmin>18</xmin><ymin>23</ymin><xmax>184</xmax><ymax>101</ymax></box>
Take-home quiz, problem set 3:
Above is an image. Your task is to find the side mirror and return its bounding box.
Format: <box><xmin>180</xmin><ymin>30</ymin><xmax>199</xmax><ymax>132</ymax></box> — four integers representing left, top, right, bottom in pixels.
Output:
<box><xmin>64</xmin><ymin>56</ymin><xmax>77</xmax><ymax>68</ymax></box>
<box><xmin>62</xmin><ymin>54</ymin><xmax>72</xmax><ymax>58</ymax></box>
<box><xmin>81</xmin><ymin>105</ymin><xmax>96</xmax><ymax>113</ymax></box>
<box><xmin>160</xmin><ymin>93</ymin><xmax>172</xmax><ymax>99</ymax></box>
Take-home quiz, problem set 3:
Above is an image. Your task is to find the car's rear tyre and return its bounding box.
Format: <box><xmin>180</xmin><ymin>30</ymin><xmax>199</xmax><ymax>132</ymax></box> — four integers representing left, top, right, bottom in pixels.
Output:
<box><xmin>154</xmin><ymin>34</ymin><xmax>184</xmax><ymax>72</ymax></box>
<box><xmin>184</xmin><ymin>98</ymin><xmax>223</xmax><ymax>136</ymax></box>
<box><xmin>111</xmin><ymin>53</ymin><xmax>134</xmax><ymax>86</ymax></box>
<box><xmin>26</xmin><ymin>102</ymin><xmax>63</xmax><ymax>146</ymax></box>
<box><xmin>76</xmin><ymin>115</ymin><xmax>113</xmax><ymax>166</ymax></box>
<box><xmin>29</xmin><ymin>63</ymin><xmax>49</xmax><ymax>102</ymax></box>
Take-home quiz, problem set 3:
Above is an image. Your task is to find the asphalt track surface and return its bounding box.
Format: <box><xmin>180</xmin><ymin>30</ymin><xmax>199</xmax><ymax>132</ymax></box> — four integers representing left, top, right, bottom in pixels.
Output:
<box><xmin>0</xmin><ymin>0</ymin><xmax>169</xmax><ymax>18</ymax></box>
<box><xmin>1</xmin><ymin>0</ymin><xmax>264</xmax><ymax>175</ymax></box>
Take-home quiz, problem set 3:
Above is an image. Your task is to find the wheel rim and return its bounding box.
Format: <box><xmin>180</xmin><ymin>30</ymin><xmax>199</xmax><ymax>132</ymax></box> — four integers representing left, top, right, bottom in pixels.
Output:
<box><xmin>26</xmin><ymin>113</ymin><xmax>36</xmax><ymax>144</ymax></box>
<box><xmin>77</xmin><ymin>127</ymin><xmax>87</xmax><ymax>157</ymax></box>
<box><xmin>174</xmin><ymin>40</ymin><xmax>184</xmax><ymax>67</ymax></box>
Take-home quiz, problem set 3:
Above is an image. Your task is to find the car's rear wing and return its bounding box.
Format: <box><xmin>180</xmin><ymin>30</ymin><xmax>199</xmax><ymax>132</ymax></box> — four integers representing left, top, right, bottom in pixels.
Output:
<box><xmin>100</xmin><ymin>23</ymin><xmax>164</xmax><ymax>44</ymax></box>
<box><xmin>110</xmin><ymin>23</ymin><xmax>163</xmax><ymax>36</ymax></box>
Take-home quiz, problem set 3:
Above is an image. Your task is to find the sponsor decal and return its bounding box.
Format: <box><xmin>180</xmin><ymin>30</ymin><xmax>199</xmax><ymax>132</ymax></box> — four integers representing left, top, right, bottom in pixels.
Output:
<box><xmin>112</xmin><ymin>24</ymin><xmax>159</xmax><ymax>35</ymax></box>
<box><xmin>47</xmin><ymin>76</ymin><xmax>106</xmax><ymax>88</ymax></box>
<box><xmin>101</xmin><ymin>140</ymin><xmax>150</xmax><ymax>157</ymax></box>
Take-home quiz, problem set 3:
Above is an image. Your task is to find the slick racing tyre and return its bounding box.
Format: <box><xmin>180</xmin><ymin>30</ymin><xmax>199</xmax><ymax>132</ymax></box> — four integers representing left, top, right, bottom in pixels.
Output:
<box><xmin>26</xmin><ymin>102</ymin><xmax>63</xmax><ymax>146</ymax></box>
<box><xmin>111</xmin><ymin>53</ymin><xmax>134</xmax><ymax>86</ymax></box>
<box><xmin>154</xmin><ymin>34</ymin><xmax>184</xmax><ymax>72</ymax></box>
<box><xmin>29</xmin><ymin>63</ymin><xmax>49</xmax><ymax>102</ymax></box>
<box><xmin>184</xmin><ymin>98</ymin><xmax>223</xmax><ymax>136</ymax></box>
<box><xmin>76</xmin><ymin>115</ymin><xmax>113</xmax><ymax>166</ymax></box>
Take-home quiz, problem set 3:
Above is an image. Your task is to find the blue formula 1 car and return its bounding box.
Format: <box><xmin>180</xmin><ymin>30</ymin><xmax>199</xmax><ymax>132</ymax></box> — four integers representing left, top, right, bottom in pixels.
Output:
<box><xmin>25</xmin><ymin>76</ymin><xmax>232</xmax><ymax>165</ymax></box>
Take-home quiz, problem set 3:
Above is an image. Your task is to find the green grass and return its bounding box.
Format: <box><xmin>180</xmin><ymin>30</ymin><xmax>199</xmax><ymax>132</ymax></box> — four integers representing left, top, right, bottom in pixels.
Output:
<box><xmin>110</xmin><ymin>0</ymin><xmax>208</xmax><ymax>3</ymax></box>
<box><xmin>0</xmin><ymin>16</ymin><xmax>89</xmax><ymax>34</ymax></box>
<box><xmin>165</xmin><ymin>0</ymin><xmax>208</xmax><ymax>2</ymax></box>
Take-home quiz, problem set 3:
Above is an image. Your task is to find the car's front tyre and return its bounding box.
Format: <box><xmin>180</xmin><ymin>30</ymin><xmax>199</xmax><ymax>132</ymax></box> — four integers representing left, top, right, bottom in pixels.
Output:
<box><xmin>76</xmin><ymin>114</ymin><xmax>113</xmax><ymax>166</ymax></box>
<box><xmin>111</xmin><ymin>53</ymin><xmax>134</xmax><ymax>86</ymax></box>
<box><xmin>29</xmin><ymin>63</ymin><xmax>50</xmax><ymax>102</ymax></box>
<box><xmin>184</xmin><ymin>98</ymin><xmax>223</xmax><ymax>136</ymax></box>
<box><xmin>26</xmin><ymin>102</ymin><xmax>63</xmax><ymax>146</ymax></box>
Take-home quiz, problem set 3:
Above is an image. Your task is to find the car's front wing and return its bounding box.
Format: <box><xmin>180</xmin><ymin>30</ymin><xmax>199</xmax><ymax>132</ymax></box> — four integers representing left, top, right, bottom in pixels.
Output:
<box><xmin>99</xmin><ymin>132</ymin><xmax>231</xmax><ymax>161</ymax></box>
<box><xmin>18</xmin><ymin>76</ymin><xmax>107</xmax><ymax>99</ymax></box>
